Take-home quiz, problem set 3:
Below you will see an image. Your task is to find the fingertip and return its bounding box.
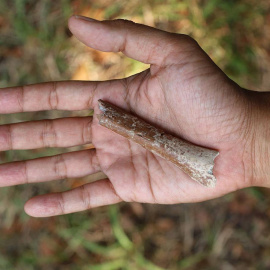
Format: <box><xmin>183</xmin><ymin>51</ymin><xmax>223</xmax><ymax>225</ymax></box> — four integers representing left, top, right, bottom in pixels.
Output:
<box><xmin>68</xmin><ymin>15</ymin><xmax>103</xmax><ymax>49</ymax></box>
<box><xmin>24</xmin><ymin>196</ymin><xmax>57</xmax><ymax>218</ymax></box>
<box><xmin>68</xmin><ymin>15</ymin><xmax>78</xmax><ymax>33</ymax></box>
<box><xmin>68</xmin><ymin>15</ymin><xmax>98</xmax><ymax>33</ymax></box>
<box><xmin>24</xmin><ymin>198</ymin><xmax>35</xmax><ymax>217</ymax></box>
<box><xmin>67</xmin><ymin>15</ymin><xmax>116</xmax><ymax>53</ymax></box>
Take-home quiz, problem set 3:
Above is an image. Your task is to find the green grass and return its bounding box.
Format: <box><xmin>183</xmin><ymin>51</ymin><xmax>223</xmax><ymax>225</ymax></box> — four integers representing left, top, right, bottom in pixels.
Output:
<box><xmin>0</xmin><ymin>0</ymin><xmax>270</xmax><ymax>269</ymax></box>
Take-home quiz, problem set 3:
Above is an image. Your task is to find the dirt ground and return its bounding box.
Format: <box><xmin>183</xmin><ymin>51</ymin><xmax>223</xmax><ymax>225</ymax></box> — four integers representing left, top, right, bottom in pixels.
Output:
<box><xmin>0</xmin><ymin>1</ymin><xmax>270</xmax><ymax>269</ymax></box>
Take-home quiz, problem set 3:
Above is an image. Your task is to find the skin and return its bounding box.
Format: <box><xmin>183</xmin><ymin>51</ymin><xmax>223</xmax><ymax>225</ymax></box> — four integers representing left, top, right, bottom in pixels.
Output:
<box><xmin>0</xmin><ymin>16</ymin><xmax>269</xmax><ymax>217</ymax></box>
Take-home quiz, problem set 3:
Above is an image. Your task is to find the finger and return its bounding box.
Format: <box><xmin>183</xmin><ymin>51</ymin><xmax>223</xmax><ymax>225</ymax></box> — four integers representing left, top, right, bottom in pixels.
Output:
<box><xmin>0</xmin><ymin>149</ymin><xmax>100</xmax><ymax>187</ymax></box>
<box><xmin>24</xmin><ymin>179</ymin><xmax>122</xmax><ymax>217</ymax></box>
<box><xmin>0</xmin><ymin>117</ymin><xmax>93</xmax><ymax>151</ymax></box>
<box><xmin>0</xmin><ymin>80</ymin><xmax>124</xmax><ymax>114</ymax></box>
<box><xmin>68</xmin><ymin>16</ymin><xmax>193</xmax><ymax>66</ymax></box>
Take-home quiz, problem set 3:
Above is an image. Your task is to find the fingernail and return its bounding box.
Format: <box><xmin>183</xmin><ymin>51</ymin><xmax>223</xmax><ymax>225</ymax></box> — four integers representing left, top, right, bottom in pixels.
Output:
<box><xmin>74</xmin><ymin>15</ymin><xmax>98</xmax><ymax>22</ymax></box>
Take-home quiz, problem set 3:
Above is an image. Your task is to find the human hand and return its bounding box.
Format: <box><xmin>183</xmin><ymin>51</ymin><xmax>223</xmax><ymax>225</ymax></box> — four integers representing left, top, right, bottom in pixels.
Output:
<box><xmin>0</xmin><ymin>16</ymin><xmax>267</xmax><ymax>217</ymax></box>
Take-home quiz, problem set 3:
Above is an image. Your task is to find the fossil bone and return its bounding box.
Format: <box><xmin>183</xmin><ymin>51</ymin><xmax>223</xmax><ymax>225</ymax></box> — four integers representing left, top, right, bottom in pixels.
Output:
<box><xmin>97</xmin><ymin>99</ymin><xmax>219</xmax><ymax>187</ymax></box>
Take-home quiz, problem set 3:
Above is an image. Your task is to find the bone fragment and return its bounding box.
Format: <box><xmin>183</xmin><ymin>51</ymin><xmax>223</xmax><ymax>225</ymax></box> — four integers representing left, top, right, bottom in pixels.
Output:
<box><xmin>97</xmin><ymin>100</ymin><xmax>219</xmax><ymax>187</ymax></box>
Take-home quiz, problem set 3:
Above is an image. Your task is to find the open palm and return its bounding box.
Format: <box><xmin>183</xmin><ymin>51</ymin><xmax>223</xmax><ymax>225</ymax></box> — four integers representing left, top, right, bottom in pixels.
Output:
<box><xmin>0</xmin><ymin>17</ymin><xmax>255</xmax><ymax>217</ymax></box>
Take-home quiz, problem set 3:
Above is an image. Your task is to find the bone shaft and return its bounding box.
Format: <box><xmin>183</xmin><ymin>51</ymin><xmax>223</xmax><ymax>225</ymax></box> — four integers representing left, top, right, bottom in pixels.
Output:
<box><xmin>97</xmin><ymin>99</ymin><xmax>218</xmax><ymax>187</ymax></box>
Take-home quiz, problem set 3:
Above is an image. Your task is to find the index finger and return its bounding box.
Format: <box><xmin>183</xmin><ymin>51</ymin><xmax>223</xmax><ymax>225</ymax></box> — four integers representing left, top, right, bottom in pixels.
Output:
<box><xmin>0</xmin><ymin>80</ymin><xmax>122</xmax><ymax>114</ymax></box>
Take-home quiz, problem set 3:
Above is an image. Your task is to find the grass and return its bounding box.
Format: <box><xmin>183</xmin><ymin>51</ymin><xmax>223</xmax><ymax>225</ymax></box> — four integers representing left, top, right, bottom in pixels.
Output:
<box><xmin>0</xmin><ymin>0</ymin><xmax>270</xmax><ymax>269</ymax></box>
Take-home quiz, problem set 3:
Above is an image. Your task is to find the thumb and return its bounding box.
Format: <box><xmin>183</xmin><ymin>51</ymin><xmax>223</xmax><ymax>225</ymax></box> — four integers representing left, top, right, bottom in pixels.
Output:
<box><xmin>68</xmin><ymin>15</ymin><xmax>196</xmax><ymax>66</ymax></box>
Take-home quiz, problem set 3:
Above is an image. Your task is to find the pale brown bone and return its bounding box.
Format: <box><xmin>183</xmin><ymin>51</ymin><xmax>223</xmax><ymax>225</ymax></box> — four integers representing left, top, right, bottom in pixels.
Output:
<box><xmin>97</xmin><ymin>100</ymin><xmax>219</xmax><ymax>187</ymax></box>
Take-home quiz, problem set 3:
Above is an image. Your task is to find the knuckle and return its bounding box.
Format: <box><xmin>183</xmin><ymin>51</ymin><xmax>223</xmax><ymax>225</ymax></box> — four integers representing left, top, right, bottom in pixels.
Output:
<box><xmin>172</xmin><ymin>34</ymin><xmax>199</xmax><ymax>50</ymax></box>
<box><xmin>6</xmin><ymin>125</ymin><xmax>13</xmax><ymax>150</ymax></box>
<box><xmin>172</xmin><ymin>33</ymin><xmax>195</xmax><ymax>42</ymax></box>
<box><xmin>88</xmin><ymin>150</ymin><xmax>99</xmax><ymax>172</ymax></box>
<box><xmin>48</xmin><ymin>82</ymin><xmax>59</xmax><ymax>110</ymax></box>
<box><xmin>180</xmin><ymin>35</ymin><xmax>200</xmax><ymax>50</ymax></box>
<box><xmin>18</xmin><ymin>86</ymin><xmax>25</xmax><ymax>112</ymax></box>
<box><xmin>78</xmin><ymin>185</ymin><xmax>91</xmax><ymax>209</ymax></box>
<box><xmin>181</xmin><ymin>34</ymin><xmax>197</xmax><ymax>43</ymax></box>
<box><xmin>161</xmin><ymin>34</ymin><xmax>200</xmax><ymax>65</ymax></box>
<box><xmin>58</xmin><ymin>193</ymin><xmax>66</xmax><ymax>214</ymax></box>
<box><xmin>111</xmin><ymin>18</ymin><xmax>135</xmax><ymax>27</ymax></box>
<box><xmin>54</xmin><ymin>154</ymin><xmax>67</xmax><ymax>179</ymax></box>
<box><xmin>86</xmin><ymin>81</ymin><xmax>98</xmax><ymax>108</ymax></box>
<box><xmin>22</xmin><ymin>161</ymin><xmax>29</xmax><ymax>184</ymax></box>
<box><xmin>82</xmin><ymin>118</ymin><xmax>93</xmax><ymax>144</ymax></box>
<box><xmin>41</xmin><ymin>120</ymin><xmax>57</xmax><ymax>147</ymax></box>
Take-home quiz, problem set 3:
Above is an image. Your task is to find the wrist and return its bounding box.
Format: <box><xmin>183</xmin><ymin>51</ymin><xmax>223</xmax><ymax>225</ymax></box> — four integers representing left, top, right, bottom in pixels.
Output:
<box><xmin>247</xmin><ymin>91</ymin><xmax>270</xmax><ymax>187</ymax></box>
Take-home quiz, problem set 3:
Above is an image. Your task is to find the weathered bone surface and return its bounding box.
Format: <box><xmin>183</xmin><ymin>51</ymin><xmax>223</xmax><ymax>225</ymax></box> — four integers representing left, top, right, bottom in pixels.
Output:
<box><xmin>97</xmin><ymin>99</ymin><xmax>219</xmax><ymax>187</ymax></box>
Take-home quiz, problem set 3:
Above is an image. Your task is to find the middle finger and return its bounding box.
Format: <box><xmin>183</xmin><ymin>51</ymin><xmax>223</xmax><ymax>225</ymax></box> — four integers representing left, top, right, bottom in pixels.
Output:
<box><xmin>0</xmin><ymin>117</ymin><xmax>93</xmax><ymax>151</ymax></box>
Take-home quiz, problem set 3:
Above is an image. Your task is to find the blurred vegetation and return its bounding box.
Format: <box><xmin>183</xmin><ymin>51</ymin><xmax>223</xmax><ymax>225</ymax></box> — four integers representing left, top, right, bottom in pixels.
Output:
<box><xmin>0</xmin><ymin>0</ymin><xmax>270</xmax><ymax>269</ymax></box>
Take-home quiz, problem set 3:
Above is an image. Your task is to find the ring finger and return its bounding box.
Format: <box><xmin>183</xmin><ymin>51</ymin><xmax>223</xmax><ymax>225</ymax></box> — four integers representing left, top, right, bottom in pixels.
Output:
<box><xmin>0</xmin><ymin>149</ymin><xmax>100</xmax><ymax>187</ymax></box>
